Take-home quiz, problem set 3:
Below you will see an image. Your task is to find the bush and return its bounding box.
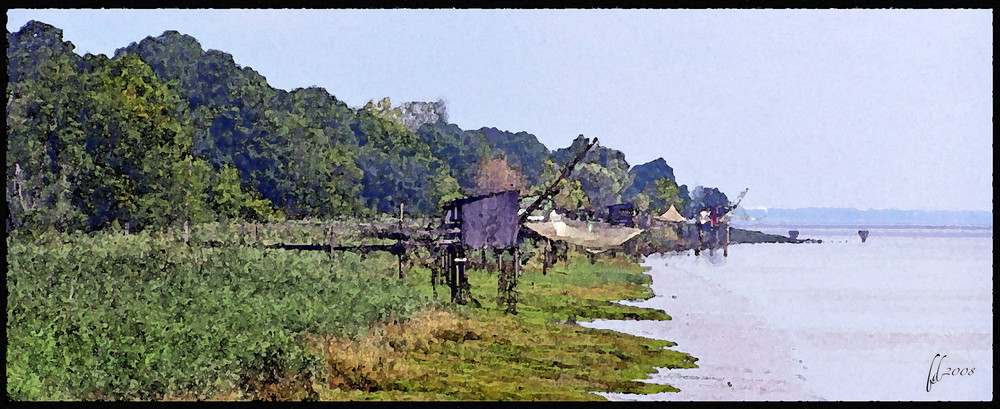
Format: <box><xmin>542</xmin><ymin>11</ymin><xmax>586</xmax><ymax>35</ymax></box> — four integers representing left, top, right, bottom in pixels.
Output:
<box><xmin>6</xmin><ymin>230</ymin><xmax>426</xmax><ymax>400</ymax></box>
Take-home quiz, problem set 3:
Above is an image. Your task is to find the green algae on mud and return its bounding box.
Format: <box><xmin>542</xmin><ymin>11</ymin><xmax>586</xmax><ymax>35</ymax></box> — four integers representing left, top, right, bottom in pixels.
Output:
<box><xmin>313</xmin><ymin>252</ymin><xmax>698</xmax><ymax>401</ymax></box>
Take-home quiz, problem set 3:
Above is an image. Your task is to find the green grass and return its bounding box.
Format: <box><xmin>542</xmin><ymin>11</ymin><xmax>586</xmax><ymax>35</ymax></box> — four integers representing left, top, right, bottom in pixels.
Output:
<box><xmin>309</xmin><ymin>251</ymin><xmax>698</xmax><ymax>401</ymax></box>
<box><xmin>6</xmin><ymin>230</ymin><xmax>426</xmax><ymax>401</ymax></box>
<box><xmin>7</xmin><ymin>226</ymin><xmax>697</xmax><ymax>401</ymax></box>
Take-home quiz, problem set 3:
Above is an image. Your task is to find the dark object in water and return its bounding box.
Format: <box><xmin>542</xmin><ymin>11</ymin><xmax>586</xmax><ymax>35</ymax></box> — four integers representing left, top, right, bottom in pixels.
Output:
<box><xmin>858</xmin><ymin>230</ymin><xmax>870</xmax><ymax>243</ymax></box>
<box><xmin>788</xmin><ymin>230</ymin><xmax>799</xmax><ymax>241</ymax></box>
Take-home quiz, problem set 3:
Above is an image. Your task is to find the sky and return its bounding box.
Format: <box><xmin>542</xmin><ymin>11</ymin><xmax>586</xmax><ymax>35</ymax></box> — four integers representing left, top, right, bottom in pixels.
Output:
<box><xmin>6</xmin><ymin>9</ymin><xmax>994</xmax><ymax>212</ymax></box>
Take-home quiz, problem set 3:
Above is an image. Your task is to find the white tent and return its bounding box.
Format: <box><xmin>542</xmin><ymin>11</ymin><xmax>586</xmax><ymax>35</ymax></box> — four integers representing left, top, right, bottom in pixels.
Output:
<box><xmin>655</xmin><ymin>204</ymin><xmax>687</xmax><ymax>223</ymax></box>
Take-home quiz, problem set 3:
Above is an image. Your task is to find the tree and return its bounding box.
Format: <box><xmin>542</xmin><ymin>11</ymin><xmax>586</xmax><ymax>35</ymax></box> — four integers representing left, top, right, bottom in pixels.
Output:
<box><xmin>633</xmin><ymin>192</ymin><xmax>651</xmax><ymax>213</ymax></box>
<box><xmin>552</xmin><ymin>179</ymin><xmax>590</xmax><ymax>210</ymax></box>
<box><xmin>650</xmin><ymin>177</ymin><xmax>686</xmax><ymax>214</ymax></box>
<box><xmin>479</xmin><ymin>127</ymin><xmax>552</xmax><ymax>191</ymax></box>
<box><xmin>416</xmin><ymin>122</ymin><xmax>491</xmax><ymax>195</ymax></box>
<box><xmin>685</xmin><ymin>185</ymin><xmax>729</xmax><ymax>218</ymax></box>
<box><xmin>472</xmin><ymin>155</ymin><xmax>527</xmax><ymax>196</ymax></box>
<box><xmin>553</xmin><ymin>136</ymin><xmax>633</xmax><ymax>211</ymax></box>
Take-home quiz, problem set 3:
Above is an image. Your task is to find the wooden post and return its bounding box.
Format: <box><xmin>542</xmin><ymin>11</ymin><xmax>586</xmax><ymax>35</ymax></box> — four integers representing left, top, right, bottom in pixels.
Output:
<box><xmin>723</xmin><ymin>222</ymin><xmax>729</xmax><ymax>257</ymax></box>
<box><xmin>542</xmin><ymin>239</ymin><xmax>550</xmax><ymax>275</ymax></box>
<box><xmin>496</xmin><ymin>249</ymin><xmax>506</xmax><ymax>309</ymax></box>
<box><xmin>431</xmin><ymin>247</ymin><xmax>439</xmax><ymax>298</ymax></box>
<box><xmin>509</xmin><ymin>247</ymin><xmax>520</xmax><ymax>315</ymax></box>
<box><xmin>448</xmin><ymin>245</ymin><xmax>458</xmax><ymax>303</ymax></box>
<box><xmin>397</xmin><ymin>250</ymin><xmax>404</xmax><ymax>280</ymax></box>
<box><xmin>440</xmin><ymin>246</ymin><xmax>449</xmax><ymax>287</ymax></box>
<box><xmin>456</xmin><ymin>247</ymin><xmax>467</xmax><ymax>305</ymax></box>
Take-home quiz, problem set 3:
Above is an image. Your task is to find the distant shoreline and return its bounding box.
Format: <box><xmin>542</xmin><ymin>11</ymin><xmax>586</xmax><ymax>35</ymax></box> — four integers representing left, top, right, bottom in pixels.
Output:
<box><xmin>732</xmin><ymin>224</ymin><xmax>993</xmax><ymax>231</ymax></box>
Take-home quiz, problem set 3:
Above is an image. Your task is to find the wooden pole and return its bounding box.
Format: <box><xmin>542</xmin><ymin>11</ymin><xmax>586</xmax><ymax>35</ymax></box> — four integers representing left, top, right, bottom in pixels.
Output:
<box><xmin>447</xmin><ymin>245</ymin><xmax>456</xmax><ymax>303</ymax></box>
<box><xmin>496</xmin><ymin>249</ymin><xmax>506</xmax><ymax>309</ymax></box>
<box><xmin>509</xmin><ymin>247</ymin><xmax>520</xmax><ymax>315</ymax></box>
<box><xmin>398</xmin><ymin>250</ymin><xmax>404</xmax><ymax>280</ymax></box>
<box><xmin>542</xmin><ymin>238</ymin><xmax>550</xmax><ymax>275</ymax></box>
<box><xmin>723</xmin><ymin>222</ymin><xmax>729</xmax><ymax>257</ymax></box>
<box><xmin>431</xmin><ymin>247</ymin><xmax>439</xmax><ymax>298</ymax></box>
<box><xmin>456</xmin><ymin>247</ymin><xmax>467</xmax><ymax>305</ymax></box>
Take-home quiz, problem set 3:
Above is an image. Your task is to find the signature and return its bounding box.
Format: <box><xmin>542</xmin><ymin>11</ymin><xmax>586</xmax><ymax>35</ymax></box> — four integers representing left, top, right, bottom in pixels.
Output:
<box><xmin>926</xmin><ymin>354</ymin><xmax>976</xmax><ymax>392</ymax></box>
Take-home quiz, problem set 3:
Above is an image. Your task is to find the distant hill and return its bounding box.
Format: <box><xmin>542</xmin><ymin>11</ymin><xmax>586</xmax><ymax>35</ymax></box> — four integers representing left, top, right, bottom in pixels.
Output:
<box><xmin>622</xmin><ymin>158</ymin><xmax>675</xmax><ymax>201</ymax></box>
<box><xmin>735</xmin><ymin>207</ymin><xmax>993</xmax><ymax>228</ymax></box>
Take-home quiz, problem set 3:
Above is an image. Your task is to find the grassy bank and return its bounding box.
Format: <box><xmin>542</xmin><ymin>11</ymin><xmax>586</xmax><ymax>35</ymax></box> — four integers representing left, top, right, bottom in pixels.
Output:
<box><xmin>6</xmin><ymin>227</ymin><xmax>696</xmax><ymax>401</ymax></box>
<box><xmin>308</xmin><ymin>253</ymin><xmax>697</xmax><ymax>400</ymax></box>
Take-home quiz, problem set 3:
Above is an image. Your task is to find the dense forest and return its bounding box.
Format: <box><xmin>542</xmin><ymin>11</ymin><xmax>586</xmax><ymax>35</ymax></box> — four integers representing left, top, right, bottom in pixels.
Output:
<box><xmin>6</xmin><ymin>20</ymin><xmax>730</xmax><ymax>234</ymax></box>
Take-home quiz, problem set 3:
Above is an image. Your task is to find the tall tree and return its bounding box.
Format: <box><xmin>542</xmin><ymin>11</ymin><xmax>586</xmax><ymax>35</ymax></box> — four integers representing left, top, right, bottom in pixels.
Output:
<box><xmin>554</xmin><ymin>136</ymin><xmax>633</xmax><ymax>211</ymax></box>
<box><xmin>650</xmin><ymin>177</ymin><xmax>687</xmax><ymax>214</ymax></box>
<box><xmin>472</xmin><ymin>155</ymin><xmax>527</xmax><ymax>196</ymax></box>
<box><xmin>479</xmin><ymin>127</ymin><xmax>552</xmax><ymax>190</ymax></box>
<box><xmin>415</xmin><ymin>121</ymin><xmax>491</xmax><ymax>195</ymax></box>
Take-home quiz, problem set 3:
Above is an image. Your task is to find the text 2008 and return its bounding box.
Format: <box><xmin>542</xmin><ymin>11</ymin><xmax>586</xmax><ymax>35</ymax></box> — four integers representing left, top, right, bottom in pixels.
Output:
<box><xmin>926</xmin><ymin>354</ymin><xmax>975</xmax><ymax>392</ymax></box>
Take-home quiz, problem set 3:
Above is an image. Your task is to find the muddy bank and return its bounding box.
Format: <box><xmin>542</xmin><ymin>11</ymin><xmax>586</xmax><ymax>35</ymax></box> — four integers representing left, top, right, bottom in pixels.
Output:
<box><xmin>580</xmin><ymin>252</ymin><xmax>822</xmax><ymax>401</ymax></box>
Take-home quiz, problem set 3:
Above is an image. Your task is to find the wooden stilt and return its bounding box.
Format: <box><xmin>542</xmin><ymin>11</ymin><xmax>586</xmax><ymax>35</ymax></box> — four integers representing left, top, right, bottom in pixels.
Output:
<box><xmin>509</xmin><ymin>247</ymin><xmax>520</xmax><ymax>315</ymax></box>
<box><xmin>456</xmin><ymin>247</ymin><xmax>467</xmax><ymax>305</ymax></box>
<box><xmin>496</xmin><ymin>249</ymin><xmax>506</xmax><ymax>309</ymax></box>
<box><xmin>448</xmin><ymin>246</ymin><xmax>457</xmax><ymax>303</ymax></box>
<box><xmin>431</xmin><ymin>247</ymin><xmax>439</xmax><ymax>299</ymax></box>
<box><xmin>397</xmin><ymin>251</ymin><xmax>404</xmax><ymax>280</ymax></box>
<box><xmin>542</xmin><ymin>239</ymin><xmax>550</xmax><ymax>275</ymax></box>
<box><xmin>724</xmin><ymin>223</ymin><xmax>729</xmax><ymax>257</ymax></box>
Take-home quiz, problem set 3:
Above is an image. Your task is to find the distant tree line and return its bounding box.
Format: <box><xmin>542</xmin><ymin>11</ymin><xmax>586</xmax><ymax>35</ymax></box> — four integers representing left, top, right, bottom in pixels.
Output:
<box><xmin>6</xmin><ymin>21</ymin><xmax>729</xmax><ymax>233</ymax></box>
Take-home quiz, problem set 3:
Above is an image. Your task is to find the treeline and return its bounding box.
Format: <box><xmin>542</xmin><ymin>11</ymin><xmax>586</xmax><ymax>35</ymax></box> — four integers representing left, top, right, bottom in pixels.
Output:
<box><xmin>6</xmin><ymin>21</ymin><xmax>729</xmax><ymax>234</ymax></box>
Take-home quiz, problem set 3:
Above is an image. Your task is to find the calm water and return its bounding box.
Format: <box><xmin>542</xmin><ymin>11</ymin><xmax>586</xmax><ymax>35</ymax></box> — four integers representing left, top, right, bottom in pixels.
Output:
<box><xmin>583</xmin><ymin>227</ymin><xmax>993</xmax><ymax>401</ymax></box>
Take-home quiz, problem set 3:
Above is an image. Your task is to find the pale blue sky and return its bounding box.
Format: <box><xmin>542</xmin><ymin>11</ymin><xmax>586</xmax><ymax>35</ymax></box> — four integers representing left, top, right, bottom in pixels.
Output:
<box><xmin>7</xmin><ymin>9</ymin><xmax>993</xmax><ymax>211</ymax></box>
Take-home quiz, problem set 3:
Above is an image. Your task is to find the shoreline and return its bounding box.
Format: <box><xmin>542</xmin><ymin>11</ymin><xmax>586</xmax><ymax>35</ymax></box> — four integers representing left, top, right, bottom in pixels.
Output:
<box><xmin>580</xmin><ymin>251</ymin><xmax>823</xmax><ymax>401</ymax></box>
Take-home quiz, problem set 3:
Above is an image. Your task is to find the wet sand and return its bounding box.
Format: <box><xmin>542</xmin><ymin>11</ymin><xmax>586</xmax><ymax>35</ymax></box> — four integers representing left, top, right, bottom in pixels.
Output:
<box><xmin>581</xmin><ymin>252</ymin><xmax>822</xmax><ymax>401</ymax></box>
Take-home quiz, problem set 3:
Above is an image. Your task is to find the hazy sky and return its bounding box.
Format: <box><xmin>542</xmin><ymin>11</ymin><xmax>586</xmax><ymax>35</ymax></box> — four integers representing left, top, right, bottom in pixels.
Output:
<box><xmin>7</xmin><ymin>9</ymin><xmax>993</xmax><ymax>211</ymax></box>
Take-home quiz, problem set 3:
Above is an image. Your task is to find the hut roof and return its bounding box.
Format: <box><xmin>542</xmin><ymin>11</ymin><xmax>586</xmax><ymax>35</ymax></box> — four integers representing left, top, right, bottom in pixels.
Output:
<box><xmin>656</xmin><ymin>204</ymin><xmax>687</xmax><ymax>222</ymax></box>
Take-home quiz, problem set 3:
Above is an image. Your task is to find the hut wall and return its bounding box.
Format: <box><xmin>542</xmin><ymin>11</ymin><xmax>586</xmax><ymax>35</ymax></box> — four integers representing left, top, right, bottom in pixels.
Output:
<box><xmin>460</xmin><ymin>190</ymin><xmax>520</xmax><ymax>249</ymax></box>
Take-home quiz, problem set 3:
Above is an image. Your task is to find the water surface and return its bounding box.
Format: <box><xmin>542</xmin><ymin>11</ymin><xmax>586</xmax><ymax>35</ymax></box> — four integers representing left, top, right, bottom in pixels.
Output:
<box><xmin>582</xmin><ymin>227</ymin><xmax>993</xmax><ymax>401</ymax></box>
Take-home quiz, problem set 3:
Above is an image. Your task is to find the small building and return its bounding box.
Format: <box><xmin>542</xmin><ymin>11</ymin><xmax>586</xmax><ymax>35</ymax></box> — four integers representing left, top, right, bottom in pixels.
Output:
<box><xmin>442</xmin><ymin>190</ymin><xmax>520</xmax><ymax>249</ymax></box>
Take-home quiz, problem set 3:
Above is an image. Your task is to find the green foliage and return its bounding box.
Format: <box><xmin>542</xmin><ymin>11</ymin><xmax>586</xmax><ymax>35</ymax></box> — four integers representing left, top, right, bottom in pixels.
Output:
<box><xmin>553</xmin><ymin>136</ymin><xmax>633</xmax><ymax>210</ymax></box>
<box><xmin>632</xmin><ymin>192</ymin><xmax>651</xmax><ymax>212</ymax></box>
<box><xmin>478</xmin><ymin>127</ymin><xmax>553</xmax><ymax>191</ymax></box>
<box><xmin>209</xmin><ymin>163</ymin><xmax>281</xmax><ymax>222</ymax></box>
<box><xmin>415</xmin><ymin>122</ymin><xmax>491</xmax><ymax>194</ymax></box>
<box><xmin>651</xmin><ymin>177</ymin><xmax>686</xmax><ymax>214</ymax></box>
<box><xmin>6</xmin><ymin>231</ymin><xmax>426</xmax><ymax>400</ymax></box>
